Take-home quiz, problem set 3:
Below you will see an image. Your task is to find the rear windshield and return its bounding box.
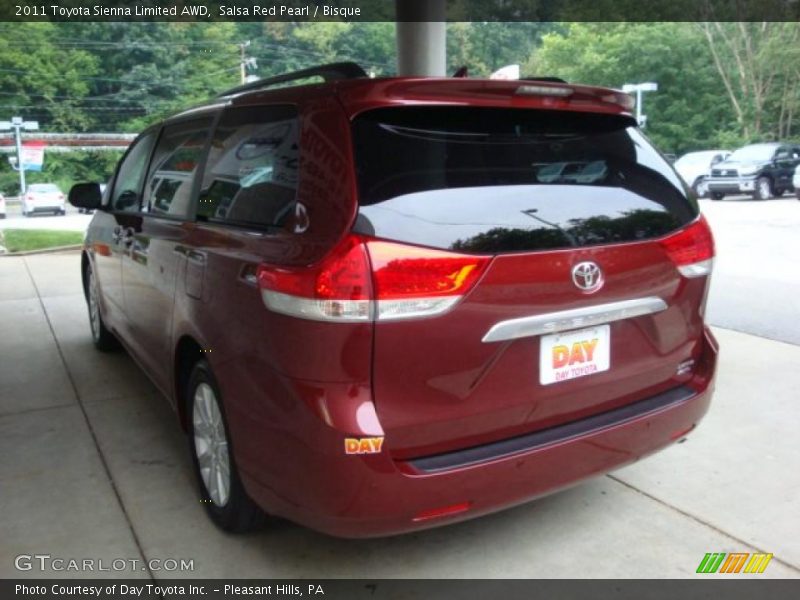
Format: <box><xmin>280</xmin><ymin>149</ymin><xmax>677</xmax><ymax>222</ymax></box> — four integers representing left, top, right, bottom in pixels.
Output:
<box><xmin>352</xmin><ymin>107</ymin><xmax>696</xmax><ymax>253</ymax></box>
<box><xmin>30</xmin><ymin>184</ymin><xmax>59</xmax><ymax>192</ymax></box>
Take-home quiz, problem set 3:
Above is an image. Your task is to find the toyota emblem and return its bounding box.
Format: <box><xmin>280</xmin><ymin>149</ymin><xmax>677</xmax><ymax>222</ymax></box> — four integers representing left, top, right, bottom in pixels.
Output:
<box><xmin>571</xmin><ymin>261</ymin><xmax>604</xmax><ymax>293</ymax></box>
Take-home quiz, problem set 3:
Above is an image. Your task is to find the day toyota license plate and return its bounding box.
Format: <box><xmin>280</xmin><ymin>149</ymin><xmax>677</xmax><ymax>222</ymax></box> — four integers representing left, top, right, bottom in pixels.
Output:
<box><xmin>539</xmin><ymin>324</ymin><xmax>610</xmax><ymax>385</ymax></box>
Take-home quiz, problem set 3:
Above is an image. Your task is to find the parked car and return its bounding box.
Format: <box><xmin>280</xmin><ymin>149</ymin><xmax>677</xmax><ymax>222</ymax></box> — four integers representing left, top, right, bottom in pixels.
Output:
<box><xmin>0</xmin><ymin>192</ymin><xmax>6</xmax><ymax>219</ymax></box>
<box><xmin>69</xmin><ymin>62</ymin><xmax>718</xmax><ymax>538</ymax></box>
<box><xmin>21</xmin><ymin>183</ymin><xmax>66</xmax><ymax>216</ymax></box>
<box><xmin>705</xmin><ymin>142</ymin><xmax>800</xmax><ymax>200</ymax></box>
<box><xmin>673</xmin><ymin>150</ymin><xmax>731</xmax><ymax>197</ymax></box>
<box><xmin>794</xmin><ymin>165</ymin><xmax>800</xmax><ymax>200</ymax></box>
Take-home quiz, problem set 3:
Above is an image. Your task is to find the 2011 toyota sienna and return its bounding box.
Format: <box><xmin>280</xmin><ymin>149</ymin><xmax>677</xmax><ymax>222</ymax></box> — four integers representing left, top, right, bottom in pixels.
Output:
<box><xmin>69</xmin><ymin>63</ymin><xmax>718</xmax><ymax>537</ymax></box>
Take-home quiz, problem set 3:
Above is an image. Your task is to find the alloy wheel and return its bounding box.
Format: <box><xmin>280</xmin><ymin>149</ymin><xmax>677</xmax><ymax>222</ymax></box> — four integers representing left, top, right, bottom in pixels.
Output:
<box><xmin>193</xmin><ymin>382</ymin><xmax>231</xmax><ymax>507</ymax></box>
<box><xmin>88</xmin><ymin>270</ymin><xmax>101</xmax><ymax>342</ymax></box>
<box><xmin>758</xmin><ymin>179</ymin><xmax>771</xmax><ymax>200</ymax></box>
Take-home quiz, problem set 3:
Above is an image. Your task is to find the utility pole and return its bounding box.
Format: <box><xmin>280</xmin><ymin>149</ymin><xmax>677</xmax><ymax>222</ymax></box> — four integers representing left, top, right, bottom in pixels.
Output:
<box><xmin>0</xmin><ymin>116</ymin><xmax>39</xmax><ymax>195</ymax></box>
<box><xmin>239</xmin><ymin>40</ymin><xmax>258</xmax><ymax>84</ymax></box>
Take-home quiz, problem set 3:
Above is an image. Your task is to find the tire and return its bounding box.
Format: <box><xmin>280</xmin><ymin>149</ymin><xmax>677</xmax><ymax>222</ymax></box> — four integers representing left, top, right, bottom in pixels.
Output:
<box><xmin>710</xmin><ymin>192</ymin><xmax>725</xmax><ymax>201</ymax></box>
<box><xmin>796</xmin><ymin>190</ymin><xmax>800</xmax><ymax>200</ymax></box>
<box><xmin>754</xmin><ymin>176</ymin><xmax>773</xmax><ymax>200</ymax></box>
<box><xmin>86</xmin><ymin>264</ymin><xmax>119</xmax><ymax>351</ymax></box>
<box><xmin>692</xmin><ymin>179</ymin><xmax>708</xmax><ymax>198</ymax></box>
<box><xmin>187</xmin><ymin>360</ymin><xmax>267</xmax><ymax>533</ymax></box>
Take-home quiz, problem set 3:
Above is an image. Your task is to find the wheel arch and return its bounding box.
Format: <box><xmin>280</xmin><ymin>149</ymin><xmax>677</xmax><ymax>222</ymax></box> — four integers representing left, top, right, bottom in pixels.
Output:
<box><xmin>81</xmin><ymin>251</ymin><xmax>91</xmax><ymax>301</ymax></box>
<box><xmin>174</xmin><ymin>335</ymin><xmax>206</xmax><ymax>432</ymax></box>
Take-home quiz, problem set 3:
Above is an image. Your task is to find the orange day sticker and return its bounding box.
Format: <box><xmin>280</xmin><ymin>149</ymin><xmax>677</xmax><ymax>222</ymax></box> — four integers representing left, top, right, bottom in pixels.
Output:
<box><xmin>345</xmin><ymin>437</ymin><xmax>384</xmax><ymax>455</ymax></box>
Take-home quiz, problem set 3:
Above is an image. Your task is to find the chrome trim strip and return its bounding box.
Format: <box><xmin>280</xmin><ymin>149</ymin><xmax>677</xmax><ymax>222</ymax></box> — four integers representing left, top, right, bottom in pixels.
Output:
<box><xmin>481</xmin><ymin>297</ymin><xmax>668</xmax><ymax>343</ymax></box>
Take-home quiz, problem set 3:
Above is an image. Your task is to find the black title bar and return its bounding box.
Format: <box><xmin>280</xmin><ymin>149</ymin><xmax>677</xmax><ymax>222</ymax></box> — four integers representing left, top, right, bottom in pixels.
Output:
<box><xmin>1</xmin><ymin>0</ymin><xmax>800</xmax><ymax>22</ymax></box>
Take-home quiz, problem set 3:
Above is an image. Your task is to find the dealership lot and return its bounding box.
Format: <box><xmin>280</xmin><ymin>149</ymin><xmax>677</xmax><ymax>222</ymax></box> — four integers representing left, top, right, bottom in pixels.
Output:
<box><xmin>0</xmin><ymin>203</ymin><xmax>91</xmax><ymax>233</ymax></box>
<box><xmin>0</xmin><ymin>199</ymin><xmax>798</xmax><ymax>578</ymax></box>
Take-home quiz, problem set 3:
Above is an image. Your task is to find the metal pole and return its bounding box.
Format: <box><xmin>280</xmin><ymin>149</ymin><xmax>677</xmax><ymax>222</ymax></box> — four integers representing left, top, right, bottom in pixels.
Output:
<box><xmin>396</xmin><ymin>0</ymin><xmax>446</xmax><ymax>76</ymax></box>
<box><xmin>14</xmin><ymin>123</ymin><xmax>25</xmax><ymax>195</ymax></box>
<box><xmin>636</xmin><ymin>89</ymin><xmax>643</xmax><ymax>126</ymax></box>
<box><xmin>240</xmin><ymin>44</ymin><xmax>246</xmax><ymax>84</ymax></box>
<box><xmin>239</xmin><ymin>40</ymin><xmax>251</xmax><ymax>84</ymax></box>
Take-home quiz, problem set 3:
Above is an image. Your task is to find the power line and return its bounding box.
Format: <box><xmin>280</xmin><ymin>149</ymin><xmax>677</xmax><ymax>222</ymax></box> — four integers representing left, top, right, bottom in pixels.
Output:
<box><xmin>0</xmin><ymin>65</ymin><xmax>241</xmax><ymax>90</ymax></box>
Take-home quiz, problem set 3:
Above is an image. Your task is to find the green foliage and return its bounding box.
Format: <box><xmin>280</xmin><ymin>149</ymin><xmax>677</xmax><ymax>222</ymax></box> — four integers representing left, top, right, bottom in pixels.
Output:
<box><xmin>528</xmin><ymin>23</ymin><xmax>741</xmax><ymax>154</ymax></box>
<box><xmin>1</xmin><ymin>20</ymin><xmax>797</xmax><ymax>186</ymax></box>
<box><xmin>1</xmin><ymin>229</ymin><xmax>84</xmax><ymax>253</ymax></box>
<box><xmin>0</xmin><ymin>23</ymin><xmax>98</xmax><ymax>131</ymax></box>
<box><xmin>0</xmin><ymin>151</ymin><xmax>122</xmax><ymax>197</ymax></box>
<box><xmin>447</xmin><ymin>22</ymin><xmax>553</xmax><ymax>77</ymax></box>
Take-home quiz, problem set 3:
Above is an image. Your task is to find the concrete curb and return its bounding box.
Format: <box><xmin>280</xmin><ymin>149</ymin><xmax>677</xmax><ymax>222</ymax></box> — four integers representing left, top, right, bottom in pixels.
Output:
<box><xmin>0</xmin><ymin>244</ymin><xmax>83</xmax><ymax>256</ymax></box>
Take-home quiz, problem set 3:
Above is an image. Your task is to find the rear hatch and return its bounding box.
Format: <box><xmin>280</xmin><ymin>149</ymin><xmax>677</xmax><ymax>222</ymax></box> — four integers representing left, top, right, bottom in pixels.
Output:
<box><xmin>29</xmin><ymin>185</ymin><xmax>64</xmax><ymax>207</ymax></box>
<box><xmin>351</xmin><ymin>105</ymin><xmax>713</xmax><ymax>459</ymax></box>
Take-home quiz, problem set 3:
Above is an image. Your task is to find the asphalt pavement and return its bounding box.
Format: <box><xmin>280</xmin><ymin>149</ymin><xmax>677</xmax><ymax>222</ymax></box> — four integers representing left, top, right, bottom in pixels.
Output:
<box><xmin>0</xmin><ymin>203</ymin><xmax>91</xmax><ymax>232</ymax></box>
<box><xmin>702</xmin><ymin>196</ymin><xmax>800</xmax><ymax>345</ymax></box>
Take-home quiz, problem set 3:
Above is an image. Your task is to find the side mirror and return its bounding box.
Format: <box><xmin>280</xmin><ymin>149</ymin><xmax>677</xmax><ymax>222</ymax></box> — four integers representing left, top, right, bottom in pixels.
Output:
<box><xmin>69</xmin><ymin>182</ymin><xmax>103</xmax><ymax>210</ymax></box>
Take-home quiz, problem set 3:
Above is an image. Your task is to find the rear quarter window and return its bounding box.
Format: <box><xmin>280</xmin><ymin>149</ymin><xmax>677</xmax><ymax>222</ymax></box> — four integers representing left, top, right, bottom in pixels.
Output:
<box><xmin>196</xmin><ymin>105</ymin><xmax>299</xmax><ymax>230</ymax></box>
<box><xmin>352</xmin><ymin>106</ymin><xmax>696</xmax><ymax>253</ymax></box>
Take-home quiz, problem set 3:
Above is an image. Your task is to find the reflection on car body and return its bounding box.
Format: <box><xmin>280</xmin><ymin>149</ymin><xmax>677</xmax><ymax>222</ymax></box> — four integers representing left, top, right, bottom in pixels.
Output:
<box><xmin>535</xmin><ymin>160</ymin><xmax>608</xmax><ymax>184</ymax></box>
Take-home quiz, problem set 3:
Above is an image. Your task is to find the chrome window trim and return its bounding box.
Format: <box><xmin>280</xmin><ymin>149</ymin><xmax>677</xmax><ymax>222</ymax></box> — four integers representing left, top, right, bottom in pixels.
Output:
<box><xmin>481</xmin><ymin>297</ymin><xmax>668</xmax><ymax>343</ymax></box>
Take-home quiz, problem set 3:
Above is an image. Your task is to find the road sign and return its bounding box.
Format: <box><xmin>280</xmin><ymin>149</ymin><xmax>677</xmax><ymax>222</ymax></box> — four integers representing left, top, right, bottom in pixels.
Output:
<box><xmin>21</xmin><ymin>142</ymin><xmax>45</xmax><ymax>171</ymax></box>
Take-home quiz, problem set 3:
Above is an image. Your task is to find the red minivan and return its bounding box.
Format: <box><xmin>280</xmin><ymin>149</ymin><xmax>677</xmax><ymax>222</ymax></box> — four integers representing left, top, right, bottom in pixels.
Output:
<box><xmin>69</xmin><ymin>63</ymin><xmax>717</xmax><ymax>537</ymax></box>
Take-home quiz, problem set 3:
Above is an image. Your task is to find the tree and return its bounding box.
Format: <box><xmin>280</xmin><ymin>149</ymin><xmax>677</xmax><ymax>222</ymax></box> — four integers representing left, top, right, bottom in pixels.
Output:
<box><xmin>448</xmin><ymin>22</ymin><xmax>554</xmax><ymax>77</ymax></box>
<box><xmin>527</xmin><ymin>23</ymin><xmax>739</xmax><ymax>153</ymax></box>
<box><xmin>699</xmin><ymin>22</ymin><xmax>800</xmax><ymax>140</ymax></box>
<box><xmin>0</xmin><ymin>23</ymin><xmax>99</xmax><ymax>131</ymax></box>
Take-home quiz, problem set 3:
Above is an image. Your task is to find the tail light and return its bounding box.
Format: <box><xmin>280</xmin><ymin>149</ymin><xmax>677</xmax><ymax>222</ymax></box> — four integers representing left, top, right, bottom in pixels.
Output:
<box><xmin>659</xmin><ymin>214</ymin><xmax>715</xmax><ymax>278</ymax></box>
<box><xmin>257</xmin><ymin>235</ymin><xmax>372</xmax><ymax>322</ymax></box>
<box><xmin>256</xmin><ymin>234</ymin><xmax>490</xmax><ymax>322</ymax></box>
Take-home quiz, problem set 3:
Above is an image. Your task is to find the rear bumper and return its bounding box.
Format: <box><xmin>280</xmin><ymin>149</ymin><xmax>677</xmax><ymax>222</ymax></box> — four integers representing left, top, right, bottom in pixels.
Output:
<box><xmin>25</xmin><ymin>204</ymin><xmax>65</xmax><ymax>212</ymax></box>
<box><xmin>235</xmin><ymin>328</ymin><xmax>718</xmax><ymax>538</ymax></box>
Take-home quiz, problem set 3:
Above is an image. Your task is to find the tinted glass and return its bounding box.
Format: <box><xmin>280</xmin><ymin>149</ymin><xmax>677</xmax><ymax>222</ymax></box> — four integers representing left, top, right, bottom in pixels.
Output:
<box><xmin>729</xmin><ymin>144</ymin><xmax>777</xmax><ymax>162</ymax></box>
<box><xmin>197</xmin><ymin>105</ymin><xmax>299</xmax><ymax>229</ymax></box>
<box><xmin>30</xmin><ymin>184</ymin><xmax>60</xmax><ymax>192</ymax></box>
<box><xmin>143</xmin><ymin>118</ymin><xmax>212</xmax><ymax>218</ymax></box>
<box><xmin>111</xmin><ymin>131</ymin><xmax>156</xmax><ymax>212</ymax></box>
<box><xmin>352</xmin><ymin>107</ymin><xmax>697</xmax><ymax>253</ymax></box>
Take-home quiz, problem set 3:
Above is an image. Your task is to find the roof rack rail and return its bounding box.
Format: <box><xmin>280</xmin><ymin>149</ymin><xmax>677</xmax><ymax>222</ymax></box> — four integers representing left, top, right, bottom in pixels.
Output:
<box><xmin>216</xmin><ymin>61</ymin><xmax>367</xmax><ymax>98</ymax></box>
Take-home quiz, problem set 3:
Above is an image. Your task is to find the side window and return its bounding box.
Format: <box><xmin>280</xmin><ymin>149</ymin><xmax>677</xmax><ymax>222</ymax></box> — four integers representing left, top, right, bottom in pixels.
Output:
<box><xmin>197</xmin><ymin>105</ymin><xmax>299</xmax><ymax>228</ymax></box>
<box><xmin>143</xmin><ymin>118</ymin><xmax>212</xmax><ymax>218</ymax></box>
<box><xmin>774</xmin><ymin>147</ymin><xmax>789</xmax><ymax>161</ymax></box>
<box><xmin>111</xmin><ymin>131</ymin><xmax>157</xmax><ymax>212</ymax></box>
